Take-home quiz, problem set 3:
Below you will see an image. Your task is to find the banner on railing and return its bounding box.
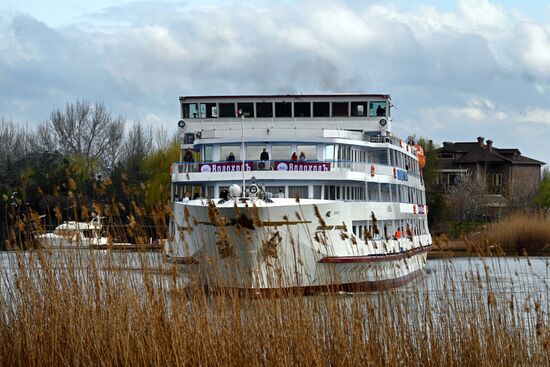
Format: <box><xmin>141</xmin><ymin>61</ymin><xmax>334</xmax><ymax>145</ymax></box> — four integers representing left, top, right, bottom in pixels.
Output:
<box><xmin>199</xmin><ymin>162</ymin><xmax>253</xmax><ymax>172</ymax></box>
<box><xmin>274</xmin><ymin>161</ymin><xmax>331</xmax><ymax>172</ymax></box>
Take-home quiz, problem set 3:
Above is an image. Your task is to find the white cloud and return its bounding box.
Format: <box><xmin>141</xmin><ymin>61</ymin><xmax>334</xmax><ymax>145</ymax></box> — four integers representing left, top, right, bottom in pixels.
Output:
<box><xmin>0</xmin><ymin>1</ymin><xmax>549</xmax><ymax>164</ymax></box>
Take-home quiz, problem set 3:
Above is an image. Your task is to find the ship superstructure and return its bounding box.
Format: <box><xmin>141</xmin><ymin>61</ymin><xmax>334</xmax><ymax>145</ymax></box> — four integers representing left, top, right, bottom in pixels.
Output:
<box><xmin>166</xmin><ymin>94</ymin><xmax>432</xmax><ymax>292</ymax></box>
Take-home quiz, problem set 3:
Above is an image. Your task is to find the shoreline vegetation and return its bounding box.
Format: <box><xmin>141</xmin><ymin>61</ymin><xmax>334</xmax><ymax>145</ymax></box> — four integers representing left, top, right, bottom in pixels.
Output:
<box><xmin>430</xmin><ymin>212</ymin><xmax>550</xmax><ymax>258</ymax></box>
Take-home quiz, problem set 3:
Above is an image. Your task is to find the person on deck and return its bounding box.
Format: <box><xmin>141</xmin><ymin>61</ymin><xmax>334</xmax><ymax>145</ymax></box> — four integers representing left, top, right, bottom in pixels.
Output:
<box><xmin>227</xmin><ymin>152</ymin><xmax>236</xmax><ymax>161</ymax></box>
<box><xmin>183</xmin><ymin>148</ymin><xmax>194</xmax><ymax>162</ymax></box>
<box><xmin>260</xmin><ymin>148</ymin><xmax>269</xmax><ymax>161</ymax></box>
<box><xmin>291</xmin><ymin>152</ymin><xmax>298</xmax><ymax>161</ymax></box>
<box><xmin>299</xmin><ymin>151</ymin><xmax>306</xmax><ymax>161</ymax></box>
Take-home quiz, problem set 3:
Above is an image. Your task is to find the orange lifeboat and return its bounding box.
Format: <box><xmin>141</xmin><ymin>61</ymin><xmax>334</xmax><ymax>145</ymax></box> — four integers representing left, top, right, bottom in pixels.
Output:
<box><xmin>415</xmin><ymin>145</ymin><xmax>426</xmax><ymax>169</ymax></box>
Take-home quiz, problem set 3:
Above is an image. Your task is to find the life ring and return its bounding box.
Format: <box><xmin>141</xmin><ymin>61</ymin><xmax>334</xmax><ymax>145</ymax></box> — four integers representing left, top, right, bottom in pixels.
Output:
<box><xmin>370</xmin><ymin>165</ymin><xmax>375</xmax><ymax>177</ymax></box>
<box><xmin>178</xmin><ymin>120</ymin><xmax>186</xmax><ymax>128</ymax></box>
<box><xmin>393</xmin><ymin>167</ymin><xmax>397</xmax><ymax>178</ymax></box>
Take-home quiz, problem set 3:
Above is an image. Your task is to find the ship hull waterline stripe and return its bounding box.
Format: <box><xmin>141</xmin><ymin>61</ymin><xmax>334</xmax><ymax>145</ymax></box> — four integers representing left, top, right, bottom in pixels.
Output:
<box><xmin>318</xmin><ymin>245</ymin><xmax>432</xmax><ymax>263</ymax></box>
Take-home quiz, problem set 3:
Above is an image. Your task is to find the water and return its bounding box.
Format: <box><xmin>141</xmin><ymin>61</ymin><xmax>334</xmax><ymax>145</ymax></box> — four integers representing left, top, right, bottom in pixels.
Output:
<box><xmin>1</xmin><ymin>250</ymin><xmax>548</xmax><ymax>300</ymax></box>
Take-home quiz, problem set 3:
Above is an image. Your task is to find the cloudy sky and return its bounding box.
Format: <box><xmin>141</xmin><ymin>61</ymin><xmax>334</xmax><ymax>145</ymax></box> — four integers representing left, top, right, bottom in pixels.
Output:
<box><xmin>1</xmin><ymin>0</ymin><xmax>549</xmax><ymax>166</ymax></box>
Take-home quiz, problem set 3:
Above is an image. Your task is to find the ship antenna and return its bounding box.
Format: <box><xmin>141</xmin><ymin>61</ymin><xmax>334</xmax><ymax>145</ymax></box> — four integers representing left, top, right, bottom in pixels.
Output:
<box><xmin>240</xmin><ymin>110</ymin><xmax>246</xmax><ymax>197</ymax></box>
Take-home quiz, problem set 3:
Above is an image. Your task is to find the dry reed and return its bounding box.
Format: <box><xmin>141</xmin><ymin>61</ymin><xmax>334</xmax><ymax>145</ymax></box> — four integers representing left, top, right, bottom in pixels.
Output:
<box><xmin>1</xmin><ymin>193</ymin><xmax>549</xmax><ymax>366</ymax></box>
<box><xmin>481</xmin><ymin>213</ymin><xmax>550</xmax><ymax>253</ymax></box>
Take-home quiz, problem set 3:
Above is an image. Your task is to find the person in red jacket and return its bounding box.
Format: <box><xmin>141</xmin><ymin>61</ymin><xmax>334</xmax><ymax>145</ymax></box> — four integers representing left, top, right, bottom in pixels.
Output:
<box><xmin>291</xmin><ymin>152</ymin><xmax>298</xmax><ymax>160</ymax></box>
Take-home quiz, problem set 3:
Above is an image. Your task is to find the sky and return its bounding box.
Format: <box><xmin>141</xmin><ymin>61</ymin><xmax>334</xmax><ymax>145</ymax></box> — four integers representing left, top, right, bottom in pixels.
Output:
<box><xmin>1</xmin><ymin>0</ymin><xmax>550</xmax><ymax>167</ymax></box>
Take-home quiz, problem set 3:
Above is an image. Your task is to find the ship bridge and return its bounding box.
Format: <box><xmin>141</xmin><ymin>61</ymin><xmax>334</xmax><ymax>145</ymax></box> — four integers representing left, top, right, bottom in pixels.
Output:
<box><xmin>172</xmin><ymin>94</ymin><xmax>426</xmax><ymax>207</ymax></box>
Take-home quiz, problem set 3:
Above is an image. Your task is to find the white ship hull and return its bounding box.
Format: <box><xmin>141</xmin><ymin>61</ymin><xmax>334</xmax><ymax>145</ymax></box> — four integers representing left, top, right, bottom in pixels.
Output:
<box><xmin>166</xmin><ymin>198</ymin><xmax>432</xmax><ymax>292</ymax></box>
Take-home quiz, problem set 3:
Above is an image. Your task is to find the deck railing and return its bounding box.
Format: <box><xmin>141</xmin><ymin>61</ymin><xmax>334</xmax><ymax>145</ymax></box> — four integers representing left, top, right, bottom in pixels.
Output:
<box><xmin>171</xmin><ymin>160</ymin><xmax>421</xmax><ymax>180</ymax></box>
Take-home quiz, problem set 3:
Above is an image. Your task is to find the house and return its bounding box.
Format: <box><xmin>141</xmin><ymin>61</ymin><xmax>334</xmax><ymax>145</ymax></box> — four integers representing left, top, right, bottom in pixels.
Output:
<box><xmin>434</xmin><ymin>137</ymin><xmax>545</xmax><ymax>212</ymax></box>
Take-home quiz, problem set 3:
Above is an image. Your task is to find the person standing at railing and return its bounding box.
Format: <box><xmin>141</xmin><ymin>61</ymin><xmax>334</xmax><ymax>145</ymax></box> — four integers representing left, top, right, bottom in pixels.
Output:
<box><xmin>291</xmin><ymin>152</ymin><xmax>298</xmax><ymax>161</ymax></box>
<box><xmin>260</xmin><ymin>148</ymin><xmax>269</xmax><ymax>160</ymax></box>
<box><xmin>299</xmin><ymin>151</ymin><xmax>306</xmax><ymax>161</ymax></box>
<box><xmin>227</xmin><ymin>152</ymin><xmax>236</xmax><ymax>161</ymax></box>
<box><xmin>183</xmin><ymin>148</ymin><xmax>194</xmax><ymax>162</ymax></box>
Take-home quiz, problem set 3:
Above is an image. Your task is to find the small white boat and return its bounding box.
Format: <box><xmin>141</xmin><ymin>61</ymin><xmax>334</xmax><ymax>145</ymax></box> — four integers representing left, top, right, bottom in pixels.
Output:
<box><xmin>36</xmin><ymin>216</ymin><xmax>108</xmax><ymax>248</ymax></box>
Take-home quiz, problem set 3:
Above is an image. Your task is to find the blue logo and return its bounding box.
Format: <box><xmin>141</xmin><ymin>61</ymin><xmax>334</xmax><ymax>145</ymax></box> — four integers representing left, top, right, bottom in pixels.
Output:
<box><xmin>396</xmin><ymin>169</ymin><xmax>408</xmax><ymax>181</ymax></box>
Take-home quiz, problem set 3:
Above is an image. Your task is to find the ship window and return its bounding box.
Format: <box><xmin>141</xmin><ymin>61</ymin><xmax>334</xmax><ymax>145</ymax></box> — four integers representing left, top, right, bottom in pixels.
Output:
<box><xmin>265</xmin><ymin>186</ymin><xmax>285</xmax><ymax>197</ymax></box>
<box><xmin>367</xmin><ymin>182</ymin><xmax>380</xmax><ymax>201</ymax></box>
<box><xmin>221</xmin><ymin>146</ymin><xmax>240</xmax><ymax>160</ymax></box>
<box><xmin>331</xmin><ymin>102</ymin><xmax>349</xmax><ymax>117</ymax></box>
<box><xmin>200</xmin><ymin>103</ymin><xmax>217</xmax><ymax>118</ymax></box>
<box><xmin>219</xmin><ymin>103</ymin><xmax>236</xmax><ymax>118</ymax></box>
<box><xmin>203</xmin><ymin>146</ymin><xmax>213</xmax><ymax>161</ymax></box>
<box><xmin>351</xmin><ymin>102</ymin><xmax>368</xmax><ymax>117</ymax></box>
<box><xmin>369</xmin><ymin>101</ymin><xmax>386</xmax><ymax>117</ymax></box>
<box><xmin>294</xmin><ymin>102</ymin><xmax>311</xmax><ymax>117</ymax></box>
<box><xmin>237</xmin><ymin>103</ymin><xmax>254</xmax><ymax>117</ymax></box>
<box><xmin>183</xmin><ymin>103</ymin><xmax>199</xmax><ymax>118</ymax></box>
<box><xmin>325</xmin><ymin>145</ymin><xmax>335</xmax><ymax>161</ymax></box>
<box><xmin>324</xmin><ymin>185</ymin><xmax>336</xmax><ymax>200</ymax></box>
<box><xmin>271</xmin><ymin>145</ymin><xmax>292</xmax><ymax>160</ymax></box>
<box><xmin>275</xmin><ymin>102</ymin><xmax>292</xmax><ymax>117</ymax></box>
<box><xmin>297</xmin><ymin>145</ymin><xmax>316</xmax><ymax>160</ymax></box>
<box><xmin>313</xmin><ymin>185</ymin><xmax>322</xmax><ymax>199</ymax></box>
<box><xmin>289</xmin><ymin>186</ymin><xmax>308</xmax><ymax>199</ymax></box>
<box><xmin>313</xmin><ymin>102</ymin><xmax>329</xmax><ymax>117</ymax></box>
<box><xmin>246</xmin><ymin>145</ymin><xmax>265</xmax><ymax>161</ymax></box>
<box><xmin>256</xmin><ymin>102</ymin><xmax>273</xmax><ymax>117</ymax></box>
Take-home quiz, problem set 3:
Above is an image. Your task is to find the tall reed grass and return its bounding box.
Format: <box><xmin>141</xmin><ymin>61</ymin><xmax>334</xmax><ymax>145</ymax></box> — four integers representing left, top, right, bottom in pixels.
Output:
<box><xmin>0</xmin><ymin>248</ymin><xmax>548</xmax><ymax>366</ymax></box>
<box><xmin>481</xmin><ymin>213</ymin><xmax>550</xmax><ymax>253</ymax></box>
<box><xmin>1</xmin><ymin>186</ymin><xmax>549</xmax><ymax>366</ymax></box>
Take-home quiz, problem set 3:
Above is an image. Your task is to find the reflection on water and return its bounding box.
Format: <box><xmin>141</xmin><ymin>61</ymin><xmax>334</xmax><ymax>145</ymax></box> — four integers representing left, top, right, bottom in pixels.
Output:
<box><xmin>1</xmin><ymin>250</ymin><xmax>548</xmax><ymax>301</ymax></box>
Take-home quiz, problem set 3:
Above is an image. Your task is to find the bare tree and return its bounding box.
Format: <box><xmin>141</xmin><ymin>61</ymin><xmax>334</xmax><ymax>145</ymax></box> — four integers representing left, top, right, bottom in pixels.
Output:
<box><xmin>39</xmin><ymin>101</ymin><xmax>125</xmax><ymax>173</ymax></box>
<box><xmin>0</xmin><ymin>119</ymin><xmax>34</xmax><ymax>172</ymax></box>
<box><xmin>446</xmin><ymin>171</ymin><xmax>490</xmax><ymax>222</ymax></box>
<box><xmin>120</xmin><ymin>122</ymin><xmax>154</xmax><ymax>163</ymax></box>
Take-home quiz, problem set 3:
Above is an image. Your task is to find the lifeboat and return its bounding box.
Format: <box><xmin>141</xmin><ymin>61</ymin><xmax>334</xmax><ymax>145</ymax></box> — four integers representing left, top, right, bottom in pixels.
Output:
<box><xmin>415</xmin><ymin>145</ymin><xmax>426</xmax><ymax>169</ymax></box>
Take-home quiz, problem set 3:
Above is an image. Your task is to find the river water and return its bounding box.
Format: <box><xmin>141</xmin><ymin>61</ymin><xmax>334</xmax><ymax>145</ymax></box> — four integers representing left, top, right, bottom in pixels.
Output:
<box><xmin>1</xmin><ymin>250</ymin><xmax>548</xmax><ymax>300</ymax></box>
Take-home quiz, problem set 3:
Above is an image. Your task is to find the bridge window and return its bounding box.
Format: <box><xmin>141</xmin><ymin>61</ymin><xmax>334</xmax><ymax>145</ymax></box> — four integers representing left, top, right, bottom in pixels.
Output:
<box><xmin>272</xmin><ymin>145</ymin><xmax>292</xmax><ymax>160</ymax></box>
<box><xmin>219</xmin><ymin>103</ymin><xmax>236</xmax><ymax>118</ymax></box>
<box><xmin>351</xmin><ymin>102</ymin><xmax>368</xmax><ymax>116</ymax></box>
<box><xmin>369</xmin><ymin>101</ymin><xmax>386</xmax><ymax>117</ymax></box>
<box><xmin>265</xmin><ymin>186</ymin><xmax>285</xmax><ymax>197</ymax></box>
<box><xmin>237</xmin><ymin>103</ymin><xmax>254</xmax><ymax>117</ymax></box>
<box><xmin>183</xmin><ymin>103</ymin><xmax>199</xmax><ymax>118</ymax></box>
<box><xmin>331</xmin><ymin>102</ymin><xmax>349</xmax><ymax>117</ymax></box>
<box><xmin>313</xmin><ymin>102</ymin><xmax>329</xmax><ymax>117</ymax></box>
<box><xmin>275</xmin><ymin>102</ymin><xmax>292</xmax><ymax>117</ymax></box>
<box><xmin>199</xmin><ymin>103</ymin><xmax>217</xmax><ymax>118</ymax></box>
<box><xmin>256</xmin><ymin>102</ymin><xmax>273</xmax><ymax>117</ymax></box>
<box><xmin>294</xmin><ymin>102</ymin><xmax>311</xmax><ymax>117</ymax></box>
<box><xmin>221</xmin><ymin>146</ymin><xmax>240</xmax><ymax>160</ymax></box>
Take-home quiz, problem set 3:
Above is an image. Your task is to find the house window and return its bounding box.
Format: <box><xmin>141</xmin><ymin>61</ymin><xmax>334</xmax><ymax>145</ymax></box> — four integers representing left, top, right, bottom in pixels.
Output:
<box><xmin>493</xmin><ymin>173</ymin><xmax>503</xmax><ymax>187</ymax></box>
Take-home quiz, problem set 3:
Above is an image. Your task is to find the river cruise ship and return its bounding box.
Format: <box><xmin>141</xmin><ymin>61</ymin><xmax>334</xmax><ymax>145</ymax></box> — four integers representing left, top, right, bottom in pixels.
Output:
<box><xmin>166</xmin><ymin>94</ymin><xmax>432</xmax><ymax>292</ymax></box>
